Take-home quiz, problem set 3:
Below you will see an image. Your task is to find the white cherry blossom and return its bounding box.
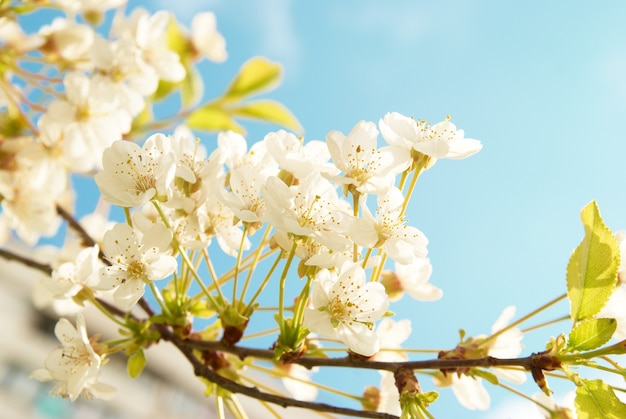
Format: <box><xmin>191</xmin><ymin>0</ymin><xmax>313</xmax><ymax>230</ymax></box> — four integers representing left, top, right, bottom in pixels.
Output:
<box><xmin>303</xmin><ymin>263</ymin><xmax>389</xmax><ymax>356</ymax></box>
<box><xmin>38</xmin><ymin>72</ymin><xmax>132</xmax><ymax>172</ymax></box>
<box><xmin>326</xmin><ymin>120</ymin><xmax>406</xmax><ymax>195</ymax></box>
<box><xmin>112</xmin><ymin>9</ymin><xmax>185</xmax><ymax>83</ymax></box>
<box><xmin>34</xmin><ymin>245</ymin><xmax>101</xmax><ymax>304</ymax></box>
<box><xmin>94</xmin><ymin>134</ymin><xmax>177</xmax><ymax>208</ymax></box>
<box><xmin>30</xmin><ymin>314</ymin><xmax>115</xmax><ymax>401</ymax></box>
<box><xmin>382</xmin><ymin>258</ymin><xmax>442</xmax><ymax>302</ymax></box>
<box><xmin>350</xmin><ymin>187</ymin><xmax>428</xmax><ymax>264</ymax></box>
<box><xmin>380</xmin><ymin>112</ymin><xmax>482</xmax><ymax>163</ymax></box>
<box><xmin>262</xmin><ymin>173</ymin><xmax>352</xmax><ymax>251</ymax></box>
<box><xmin>191</xmin><ymin>12</ymin><xmax>227</xmax><ymax>63</ymax></box>
<box><xmin>264</xmin><ymin>130</ymin><xmax>337</xmax><ymax>181</ymax></box>
<box><xmin>95</xmin><ymin>223</ymin><xmax>177</xmax><ymax>309</ymax></box>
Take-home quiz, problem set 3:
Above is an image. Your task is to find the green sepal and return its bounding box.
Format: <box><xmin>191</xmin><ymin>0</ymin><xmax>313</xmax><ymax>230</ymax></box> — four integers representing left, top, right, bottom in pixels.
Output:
<box><xmin>575</xmin><ymin>379</ymin><xmax>626</xmax><ymax>419</ymax></box>
<box><xmin>567</xmin><ymin>318</ymin><xmax>617</xmax><ymax>352</ymax></box>
<box><xmin>127</xmin><ymin>349</ymin><xmax>146</xmax><ymax>378</ymax></box>
<box><xmin>566</xmin><ymin>200</ymin><xmax>620</xmax><ymax>323</ymax></box>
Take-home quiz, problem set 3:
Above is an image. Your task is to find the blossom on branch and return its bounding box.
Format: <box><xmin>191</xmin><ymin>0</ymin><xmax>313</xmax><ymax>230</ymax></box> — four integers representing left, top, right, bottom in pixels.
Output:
<box><xmin>303</xmin><ymin>263</ymin><xmax>389</xmax><ymax>356</ymax></box>
<box><xmin>379</xmin><ymin>112</ymin><xmax>482</xmax><ymax>167</ymax></box>
<box><xmin>94</xmin><ymin>134</ymin><xmax>177</xmax><ymax>208</ymax></box>
<box><xmin>326</xmin><ymin>120</ymin><xmax>407</xmax><ymax>195</ymax></box>
<box><xmin>30</xmin><ymin>314</ymin><xmax>115</xmax><ymax>401</ymax></box>
<box><xmin>350</xmin><ymin>187</ymin><xmax>428</xmax><ymax>264</ymax></box>
<box><xmin>95</xmin><ymin>223</ymin><xmax>177</xmax><ymax>309</ymax></box>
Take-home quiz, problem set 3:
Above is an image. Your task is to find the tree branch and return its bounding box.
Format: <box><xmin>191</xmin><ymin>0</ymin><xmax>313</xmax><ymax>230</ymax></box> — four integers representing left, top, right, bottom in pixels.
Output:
<box><xmin>0</xmin><ymin>248</ymin><xmax>52</xmax><ymax>275</ymax></box>
<box><xmin>180</xmin><ymin>337</ymin><xmax>542</xmax><ymax>373</ymax></box>
<box><xmin>163</xmin><ymin>330</ymin><xmax>399</xmax><ymax>419</ymax></box>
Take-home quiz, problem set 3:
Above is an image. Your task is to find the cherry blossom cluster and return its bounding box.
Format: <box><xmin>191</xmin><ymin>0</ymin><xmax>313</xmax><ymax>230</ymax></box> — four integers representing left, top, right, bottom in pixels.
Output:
<box><xmin>3</xmin><ymin>2</ymin><xmax>596</xmax><ymax>418</ymax></box>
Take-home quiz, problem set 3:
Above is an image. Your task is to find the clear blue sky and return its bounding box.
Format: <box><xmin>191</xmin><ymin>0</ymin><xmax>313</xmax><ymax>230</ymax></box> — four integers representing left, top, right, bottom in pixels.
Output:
<box><xmin>47</xmin><ymin>1</ymin><xmax>626</xmax><ymax>417</ymax></box>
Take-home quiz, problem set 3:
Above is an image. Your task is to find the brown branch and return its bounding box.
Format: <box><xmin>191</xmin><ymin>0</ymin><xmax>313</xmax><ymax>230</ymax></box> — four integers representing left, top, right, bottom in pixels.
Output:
<box><xmin>56</xmin><ymin>204</ymin><xmax>111</xmax><ymax>265</ymax></box>
<box><xmin>162</xmin><ymin>330</ymin><xmax>399</xmax><ymax>419</ymax></box>
<box><xmin>0</xmin><ymin>248</ymin><xmax>53</xmax><ymax>275</ymax></box>
<box><xmin>180</xmin><ymin>337</ymin><xmax>538</xmax><ymax>372</ymax></box>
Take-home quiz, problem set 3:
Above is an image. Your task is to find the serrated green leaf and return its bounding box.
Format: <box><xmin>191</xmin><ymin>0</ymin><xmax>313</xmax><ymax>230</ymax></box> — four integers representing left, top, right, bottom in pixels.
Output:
<box><xmin>127</xmin><ymin>349</ymin><xmax>146</xmax><ymax>378</ymax></box>
<box><xmin>567</xmin><ymin>200</ymin><xmax>620</xmax><ymax>323</ymax></box>
<box><xmin>567</xmin><ymin>318</ymin><xmax>617</xmax><ymax>352</ymax></box>
<box><xmin>186</xmin><ymin>104</ymin><xmax>244</xmax><ymax>133</ymax></box>
<box><xmin>233</xmin><ymin>100</ymin><xmax>303</xmax><ymax>133</ymax></box>
<box><xmin>575</xmin><ymin>379</ymin><xmax>626</xmax><ymax>419</ymax></box>
<box><xmin>224</xmin><ymin>57</ymin><xmax>281</xmax><ymax>101</ymax></box>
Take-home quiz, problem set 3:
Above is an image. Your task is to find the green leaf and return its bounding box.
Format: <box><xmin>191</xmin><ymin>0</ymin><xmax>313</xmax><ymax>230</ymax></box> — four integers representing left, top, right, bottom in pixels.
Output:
<box><xmin>566</xmin><ymin>200</ymin><xmax>620</xmax><ymax>323</ymax></box>
<box><xmin>575</xmin><ymin>379</ymin><xmax>626</xmax><ymax>419</ymax></box>
<box><xmin>233</xmin><ymin>100</ymin><xmax>303</xmax><ymax>133</ymax></box>
<box><xmin>224</xmin><ymin>57</ymin><xmax>281</xmax><ymax>101</ymax></box>
<box><xmin>567</xmin><ymin>318</ymin><xmax>617</xmax><ymax>352</ymax></box>
<box><xmin>186</xmin><ymin>104</ymin><xmax>244</xmax><ymax>133</ymax></box>
<box><xmin>127</xmin><ymin>349</ymin><xmax>146</xmax><ymax>378</ymax></box>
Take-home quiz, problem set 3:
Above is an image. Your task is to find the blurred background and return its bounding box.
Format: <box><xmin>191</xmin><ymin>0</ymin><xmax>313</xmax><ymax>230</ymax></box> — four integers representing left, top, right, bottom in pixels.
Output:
<box><xmin>3</xmin><ymin>1</ymin><xmax>626</xmax><ymax>418</ymax></box>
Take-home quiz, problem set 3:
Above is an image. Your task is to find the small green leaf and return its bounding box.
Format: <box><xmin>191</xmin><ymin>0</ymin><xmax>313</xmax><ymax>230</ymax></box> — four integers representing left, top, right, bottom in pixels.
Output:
<box><xmin>186</xmin><ymin>104</ymin><xmax>244</xmax><ymax>133</ymax></box>
<box><xmin>224</xmin><ymin>57</ymin><xmax>281</xmax><ymax>101</ymax></box>
<box><xmin>233</xmin><ymin>100</ymin><xmax>303</xmax><ymax>133</ymax></box>
<box><xmin>566</xmin><ymin>200</ymin><xmax>620</xmax><ymax>323</ymax></box>
<box><xmin>127</xmin><ymin>349</ymin><xmax>146</xmax><ymax>378</ymax></box>
<box><xmin>166</xmin><ymin>17</ymin><xmax>189</xmax><ymax>57</ymax></box>
<box><xmin>567</xmin><ymin>318</ymin><xmax>617</xmax><ymax>352</ymax></box>
<box><xmin>575</xmin><ymin>379</ymin><xmax>626</xmax><ymax>419</ymax></box>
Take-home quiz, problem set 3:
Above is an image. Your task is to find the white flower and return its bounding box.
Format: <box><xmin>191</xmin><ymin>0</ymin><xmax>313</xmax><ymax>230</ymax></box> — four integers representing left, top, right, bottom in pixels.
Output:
<box><xmin>94</xmin><ymin>134</ymin><xmax>177</xmax><ymax>208</ymax></box>
<box><xmin>220</xmin><ymin>164</ymin><xmax>266</xmax><ymax>224</ymax></box>
<box><xmin>350</xmin><ymin>187</ymin><xmax>428</xmax><ymax>264</ymax></box>
<box><xmin>113</xmin><ymin>9</ymin><xmax>185</xmax><ymax>83</ymax></box>
<box><xmin>326</xmin><ymin>120</ymin><xmax>406</xmax><ymax>195</ymax></box>
<box><xmin>380</xmin><ymin>112</ymin><xmax>482</xmax><ymax>162</ymax></box>
<box><xmin>39</xmin><ymin>19</ymin><xmax>95</xmax><ymax>64</ymax></box>
<box><xmin>38</xmin><ymin>72</ymin><xmax>132</xmax><ymax>172</ymax></box>
<box><xmin>382</xmin><ymin>258</ymin><xmax>442</xmax><ymax>302</ymax></box>
<box><xmin>191</xmin><ymin>12</ymin><xmax>227</xmax><ymax>63</ymax></box>
<box><xmin>378</xmin><ymin>371</ymin><xmax>401</xmax><ymax>415</ymax></box>
<box><xmin>0</xmin><ymin>170</ymin><xmax>62</xmax><ymax>245</ymax></box>
<box><xmin>262</xmin><ymin>173</ymin><xmax>352</xmax><ymax>251</ymax></box>
<box><xmin>278</xmin><ymin>363</ymin><xmax>319</xmax><ymax>402</ymax></box>
<box><xmin>303</xmin><ymin>264</ymin><xmax>389</xmax><ymax>356</ymax></box>
<box><xmin>373</xmin><ymin>318</ymin><xmax>411</xmax><ymax>362</ymax></box>
<box><xmin>197</xmin><ymin>196</ymin><xmax>251</xmax><ymax>257</ymax></box>
<box><xmin>264</xmin><ymin>130</ymin><xmax>337</xmax><ymax>180</ymax></box>
<box><xmin>30</xmin><ymin>314</ymin><xmax>115</xmax><ymax>401</ymax></box>
<box><xmin>214</xmin><ymin>130</ymin><xmax>277</xmax><ymax>177</ymax></box>
<box><xmin>34</xmin><ymin>245</ymin><xmax>101</xmax><ymax>304</ymax></box>
<box><xmin>95</xmin><ymin>223</ymin><xmax>177</xmax><ymax>309</ymax></box>
<box><xmin>55</xmin><ymin>0</ymin><xmax>126</xmax><ymax>15</ymax></box>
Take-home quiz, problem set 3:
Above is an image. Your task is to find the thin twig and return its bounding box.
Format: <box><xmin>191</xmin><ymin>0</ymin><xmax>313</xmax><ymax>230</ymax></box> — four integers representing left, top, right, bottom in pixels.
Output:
<box><xmin>0</xmin><ymin>248</ymin><xmax>52</xmax><ymax>275</ymax></box>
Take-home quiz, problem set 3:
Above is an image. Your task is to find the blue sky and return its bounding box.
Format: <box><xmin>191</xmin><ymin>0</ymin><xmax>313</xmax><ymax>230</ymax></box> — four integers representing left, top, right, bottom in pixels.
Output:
<box><xmin>125</xmin><ymin>1</ymin><xmax>626</xmax><ymax>417</ymax></box>
<box><xmin>31</xmin><ymin>0</ymin><xmax>626</xmax><ymax>417</ymax></box>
